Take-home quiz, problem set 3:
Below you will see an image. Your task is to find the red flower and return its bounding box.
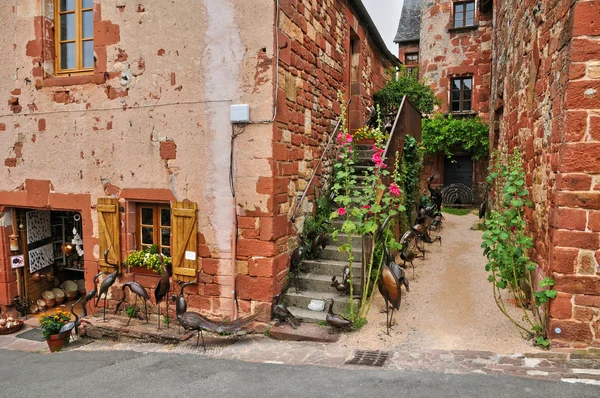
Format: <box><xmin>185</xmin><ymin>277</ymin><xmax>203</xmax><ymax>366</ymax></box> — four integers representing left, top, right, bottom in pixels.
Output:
<box><xmin>389</xmin><ymin>183</ymin><xmax>401</xmax><ymax>196</ymax></box>
<box><xmin>337</xmin><ymin>207</ymin><xmax>346</xmax><ymax>216</ymax></box>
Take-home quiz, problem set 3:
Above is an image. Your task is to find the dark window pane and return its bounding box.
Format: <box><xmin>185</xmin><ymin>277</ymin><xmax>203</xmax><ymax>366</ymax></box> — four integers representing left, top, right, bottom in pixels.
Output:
<box><xmin>161</xmin><ymin>228</ymin><xmax>170</xmax><ymax>247</ymax></box>
<box><xmin>83</xmin><ymin>0</ymin><xmax>93</xmax><ymax>8</ymax></box>
<box><xmin>60</xmin><ymin>0</ymin><xmax>75</xmax><ymax>11</ymax></box>
<box><xmin>83</xmin><ymin>40</ymin><xmax>94</xmax><ymax>68</ymax></box>
<box><xmin>142</xmin><ymin>227</ymin><xmax>154</xmax><ymax>245</ymax></box>
<box><xmin>464</xmin><ymin>101</ymin><xmax>472</xmax><ymax>111</ymax></box>
<box><xmin>141</xmin><ymin>208</ymin><xmax>153</xmax><ymax>225</ymax></box>
<box><xmin>161</xmin><ymin>209</ymin><xmax>171</xmax><ymax>227</ymax></box>
<box><xmin>463</xmin><ymin>89</ymin><xmax>472</xmax><ymax>100</ymax></box>
<box><xmin>60</xmin><ymin>13</ymin><xmax>75</xmax><ymax>41</ymax></box>
<box><xmin>451</xmin><ymin>79</ymin><xmax>461</xmax><ymax>91</ymax></box>
<box><xmin>451</xmin><ymin>102</ymin><xmax>461</xmax><ymax>112</ymax></box>
<box><xmin>82</xmin><ymin>11</ymin><xmax>93</xmax><ymax>38</ymax></box>
<box><xmin>60</xmin><ymin>42</ymin><xmax>76</xmax><ymax>69</ymax></box>
<box><xmin>161</xmin><ymin>248</ymin><xmax>171</xmax><ymax>257</ymax></box>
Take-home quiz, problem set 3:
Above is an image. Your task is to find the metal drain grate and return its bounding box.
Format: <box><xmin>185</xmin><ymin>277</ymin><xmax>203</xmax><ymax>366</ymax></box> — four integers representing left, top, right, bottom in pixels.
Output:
<box><xmin>15</xmin><ymin>328</ymin><xmax>45</xmax><ymax>342</ymax></box>
<box><xmin>345</xmin><ymin>350</ymin><xmax>390</xmax><ymax>367</ymax></box>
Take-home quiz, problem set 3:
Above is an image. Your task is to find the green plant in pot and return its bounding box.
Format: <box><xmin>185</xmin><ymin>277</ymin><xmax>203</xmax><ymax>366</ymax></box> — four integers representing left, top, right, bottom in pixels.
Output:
<box><xmin>125</xmin><ymin>244</ymin><xmax>172</xmax><ymax>275</ymax></box>
<box><xmin>39</xmin><ymin>308</ymin><xmax>71</xmax><ymax>352</ymax></box>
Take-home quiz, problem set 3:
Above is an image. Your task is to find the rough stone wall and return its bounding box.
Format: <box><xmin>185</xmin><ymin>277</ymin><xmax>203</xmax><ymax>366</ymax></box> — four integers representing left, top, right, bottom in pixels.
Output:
<box><xmin>267</xmin><ymin>0</ymin><xmax>393</xmax><ymax>235</ymax></box>
<box><xmin>490</xmin><ymin>0</ymin><xmax>600</xmax><ymax>347</ymax></box>
<box><xmin>0</xmin><ymin>0</ymin><xmax>276</xmax><ymax>317</ymax></box>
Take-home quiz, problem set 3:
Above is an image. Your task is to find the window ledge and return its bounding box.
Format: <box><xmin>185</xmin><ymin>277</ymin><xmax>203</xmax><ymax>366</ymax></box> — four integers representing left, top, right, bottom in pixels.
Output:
<box><xmin>446</xmin><ymin>111</ymin><xmax>478</xmax><ymax>118</ymax></box>
<box><xmin>448</xmin><ymin>25</ymin><xmax>479</xmax><ymax>33</ymax></box>
<box><xmin>41</xmin><ymin>73</ymin><xmax>105</xmax><ymax>88</ymax></box>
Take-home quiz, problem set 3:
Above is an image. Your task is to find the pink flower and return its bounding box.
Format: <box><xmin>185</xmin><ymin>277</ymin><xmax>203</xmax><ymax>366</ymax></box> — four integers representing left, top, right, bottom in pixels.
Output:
<box><xmin>346</xmin><ymin>136</ymin><xmax>353</xmax><ymax>143</ymax></box>
<box><xmin>337</xmin><ymin>132</ymin><xmax>343</xmax><ymax>142</ymax></box>
<box><xmin>372</xmin><ymin>152</ymin><xmax>382</xmax><ymax>164</ymax></box>
<box><xmin>337</xmin><ymin>207</ymin><xmax>346</xmax><ymax>216</ymax></box>
<box><xmin>361</xmin><ymin>205</ymin><xmax>370</xmax><ymax>209</ymax></box>
<box><xmin>372</xmin><ymin>144</ymin><xmax>378</xmax><ymax>151</ymax></box>
<box><xmin>389</xmin><ymin>183</ymin><xmax>401</xmax><ymax>196</ymax></box>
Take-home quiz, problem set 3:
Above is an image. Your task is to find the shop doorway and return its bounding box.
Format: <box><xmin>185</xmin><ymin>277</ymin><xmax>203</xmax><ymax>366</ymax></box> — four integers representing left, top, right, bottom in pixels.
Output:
<box><xmin>12</xmin><ymin>208</ymin><xmax>85</xmax><ymax>313</ymax></box>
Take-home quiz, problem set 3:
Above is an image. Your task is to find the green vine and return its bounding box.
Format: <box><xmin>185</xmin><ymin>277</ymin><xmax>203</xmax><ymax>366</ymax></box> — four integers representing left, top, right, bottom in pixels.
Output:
<box><xmin>398</xmin><ymin>135</ymin><xmax>424</xmax><ymax>231</ymax></box>
<box><xmin>373</xmin><ymin>67</ymin><xmax>441</xmax><ymax>115</ymax></box>
<box><xmin>481</xmin><ymin>148</ymin><xmax>556</xmax><ymax>347</ymax></box>
<box><xmin>422</xmin><ymin>114</ymin><xmax>489</xmax><ymax>160</ymax></box>
<box><xmin>125</xmin><ymin>244</ymin><xmax>171</xmax><ymax>275</ymax></box>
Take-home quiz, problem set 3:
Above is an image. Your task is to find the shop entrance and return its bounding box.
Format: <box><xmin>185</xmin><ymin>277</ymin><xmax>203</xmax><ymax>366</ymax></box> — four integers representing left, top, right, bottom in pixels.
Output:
<box><xmin>12</xmin><ymin>208</ymin><xmax>86</xmax><ymax>313</ymax></box>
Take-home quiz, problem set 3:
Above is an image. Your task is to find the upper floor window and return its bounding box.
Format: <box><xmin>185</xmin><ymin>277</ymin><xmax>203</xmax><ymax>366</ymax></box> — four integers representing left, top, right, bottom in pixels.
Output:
<box><xmin>405</xmin><ymin>52</ymin><xmax>419</xmax><ymax>66</ymax></box>
<box><xmin>55</xmin><ymin>0</ymin><xmax>94</xmax><ymax>75</ymax></box>
<box><xmin>451</xmin><ymin>77</ymin><xmax>472</xmax><ymax>112</ymax></box>
<box><xmin>453</xmin><ymin>1</ymin><xmax>475</xmax><ymax>28</ymax></box>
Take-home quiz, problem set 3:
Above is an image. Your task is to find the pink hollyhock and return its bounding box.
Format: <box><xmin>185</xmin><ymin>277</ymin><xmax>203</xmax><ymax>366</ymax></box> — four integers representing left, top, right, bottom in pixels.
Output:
<box><xmin>346</xmin><ymin>136</ymin><xmax>353</xmax><ymax>143</ymax></box>
<box><xmin>372</xmin><ymin>152</ymin><xmax>382</xmax><ymax>164</ymax></box>
<box><xmin>372</xmin><ymin>144</ymin><xmax>378</xmax><ymax>151</ymax></box>
<box><xmin>337</xmin><ymin>132</ymin><xmax>343</xmax><ymax>142</ymax></box>
<box><xmin>389</xmin><ymin>183</ymin><xmax>401</xmax><ymax>196</ymax></box>
<box><xmin>337</xmin><ymin>207</ymin><xmax>346</xmax><ymax>216</ymax></box>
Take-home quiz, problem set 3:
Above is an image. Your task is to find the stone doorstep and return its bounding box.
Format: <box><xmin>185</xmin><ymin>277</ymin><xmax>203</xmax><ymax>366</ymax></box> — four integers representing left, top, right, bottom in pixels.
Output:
<box><xmin>269</xmin><ymin>323</ymin><xmax>340</xmax><ymax>343</ymax></box>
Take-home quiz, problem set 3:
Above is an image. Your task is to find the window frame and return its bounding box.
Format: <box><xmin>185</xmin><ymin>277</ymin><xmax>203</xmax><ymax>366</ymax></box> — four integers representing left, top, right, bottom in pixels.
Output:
<box><xmin>136</xmin><ymin>203</ymin><xmax>172</xmax><ymax>257</ymax></box>
<box><xmin>453</xmin><ymin>1</ymin><xmax>476</xmax><ymax>29</ymax></box>
<box><xmin>404</xmin><ymin>52</ymin><xmax>419</xmax><ymax>66</ymax></box>
<box><xmin>54</xmin><ymin>0</ymin><xmax>94</xmax><ymax>76</ymax></box>
<box><xmin>450</xmin><ymin>77</ymin><xmax>473</xmax><ymax>113</ymax></box>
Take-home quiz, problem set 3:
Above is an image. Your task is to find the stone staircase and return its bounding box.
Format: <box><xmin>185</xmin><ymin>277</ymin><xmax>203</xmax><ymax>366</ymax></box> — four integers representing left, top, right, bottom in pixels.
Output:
<box><xmin>284</xmin><ymin>145</ymin><xmax>373</xmax><ymax>323</ymax></box>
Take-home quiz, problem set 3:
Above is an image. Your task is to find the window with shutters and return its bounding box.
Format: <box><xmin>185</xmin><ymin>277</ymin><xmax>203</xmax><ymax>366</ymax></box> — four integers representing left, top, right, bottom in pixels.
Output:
<box><xmin>137</xmin><ymin>204</ymin><xmax>171</xmax><ymax>256</ymax></box>
<box><xmin>450</xmin><ymin>77</ymin><xmax>473</xmax><ymax>113</ymax></box>
<box><xmin>54</xmin><ymin>0</ymin><xmax>94</xmax><ymax>75</ymax></box>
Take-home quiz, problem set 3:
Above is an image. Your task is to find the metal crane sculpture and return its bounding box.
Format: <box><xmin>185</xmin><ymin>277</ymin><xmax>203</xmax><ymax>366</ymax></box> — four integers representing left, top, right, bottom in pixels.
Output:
<box><xmin>427</xmin><ymin>175</ymin><xmax>443</xmax><ymax>211</ymax></box>
<box><xmin>82</xmin><ymin>271</ymin><xmax>103</xmax><ymax>317</ymax></box>
<box><xmin>114</xmin><ymin>281</ymin><xmax>151</xmax><ymax>326</ymax></box>
<box><xmin>271</xmin><ymin>294</ymin><xmax>301</xmax><ymax>329</ymax></box>
<box><xmin>174</xmin><ymin>285</ymin><xmax>261</xmax><ymax>351</ymax></box>
<box><xmin>479</xmin><ymin>184</ymin><xmax>489</xmax><ymax>220</ymax></box>
<box><xmin>400</xmin><ymin>246</ymin><xmax>416</xmax><ymax>279</ymax></box>
<box><xmin>154</xmin><ymin>254</ymin><xmax>171</xmax><ymax>330</ymax></box>
<box><xmin>171</xmin><ymin>280</ymin><xmax>197</xmax><ymax>333</ymax></box>
<box><xmin>290</xmin><ymin>238</ymin><xmax>307</xmax><ymax>290</ymax></box>
<box><xmin>95</xmin><ymin>248</ymin><xmax>119</xmax><ymax>322</ymax></box>
<box><xmin>325</xmin><ymin>298</ymin><xmax>352</xmax><ymax>331</ymax></box>
<box><xmin>58</xmin><ymin>297</ymin><xmax>84</xmax><ymax>340</ymax></box>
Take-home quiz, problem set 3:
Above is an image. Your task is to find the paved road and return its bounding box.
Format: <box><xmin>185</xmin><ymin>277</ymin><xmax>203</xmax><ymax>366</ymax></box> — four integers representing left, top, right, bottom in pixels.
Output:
<box><xmin>0</xmin><ymin>350</ymin><xmax>597</xmax><ymax>397</ymax></box>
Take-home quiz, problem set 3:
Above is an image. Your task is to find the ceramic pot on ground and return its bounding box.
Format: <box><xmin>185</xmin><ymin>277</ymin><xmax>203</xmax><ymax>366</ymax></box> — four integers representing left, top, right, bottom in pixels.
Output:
<box><xmin>45</xmin><ymin>333</ymin><xmax>69</xmax><ymax>353</ymax></box>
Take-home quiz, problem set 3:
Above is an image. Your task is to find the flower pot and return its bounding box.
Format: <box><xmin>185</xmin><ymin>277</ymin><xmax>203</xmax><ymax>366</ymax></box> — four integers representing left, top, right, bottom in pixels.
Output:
<box><xmin>45</xmin><ymin>333</ymin><xmax>69</xmax><ymax>353</ymax></box>
<box><xmin>356</xmin><ymin>138</ymin><xmax>376</xmax><ymax>145</ymax></box>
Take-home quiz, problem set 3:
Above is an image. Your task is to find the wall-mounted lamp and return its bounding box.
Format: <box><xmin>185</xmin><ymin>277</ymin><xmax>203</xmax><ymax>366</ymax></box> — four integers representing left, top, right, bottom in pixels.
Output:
<box><xmin>9</xmin><ymin>234</ymin><xmax>19</xmax><ymax>252</ymax></box>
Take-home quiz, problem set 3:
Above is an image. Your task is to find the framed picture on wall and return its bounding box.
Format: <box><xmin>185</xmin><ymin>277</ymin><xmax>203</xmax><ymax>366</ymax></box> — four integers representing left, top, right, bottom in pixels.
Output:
<box><xmin>10</xmin><ymin>255</ymin><xmax>24</xmax><ymax>269</ymax></box>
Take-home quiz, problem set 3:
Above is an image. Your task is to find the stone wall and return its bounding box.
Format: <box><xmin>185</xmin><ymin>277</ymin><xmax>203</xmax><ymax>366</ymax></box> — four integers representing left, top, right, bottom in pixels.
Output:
<box><xmin>490</xmin><ymin>0</ymin><xmax>600</xmax><ymax>347</ymax></box>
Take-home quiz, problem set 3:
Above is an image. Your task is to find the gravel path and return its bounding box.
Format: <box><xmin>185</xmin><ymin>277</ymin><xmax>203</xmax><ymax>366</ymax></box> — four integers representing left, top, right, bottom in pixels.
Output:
<box><xmin>338</xmin><ymin>211</ymin><xmax>541</xmax><ymax>354</ymax></box>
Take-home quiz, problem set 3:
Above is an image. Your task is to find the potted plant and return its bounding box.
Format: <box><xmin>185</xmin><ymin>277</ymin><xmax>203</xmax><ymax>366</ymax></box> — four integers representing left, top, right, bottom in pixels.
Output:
<box><xmin>39</xmin><ymin>309</ymin><xmax>71</xmax><ymax>352</ymax></box>
<box><xmin>353</xmin><ymin>126</ymin><xmax>389</xmax><ymax>145</ymax></box>
<box><xmin>125</xmin><ymin>244</ymin><xmax>171</xmax><ymax>275</ymax></box>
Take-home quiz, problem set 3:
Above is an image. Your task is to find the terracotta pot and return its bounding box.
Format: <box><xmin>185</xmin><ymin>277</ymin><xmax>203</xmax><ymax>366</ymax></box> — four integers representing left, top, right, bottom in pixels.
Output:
<box><xmin>45</xmin><ymin>333</ymin><xmax>69</xmax><ymax>353</ymax></box>
<box><xmin>356</xmin><ymin>138</ymin><xmax>376</xmax><ymax>145</ymax></box>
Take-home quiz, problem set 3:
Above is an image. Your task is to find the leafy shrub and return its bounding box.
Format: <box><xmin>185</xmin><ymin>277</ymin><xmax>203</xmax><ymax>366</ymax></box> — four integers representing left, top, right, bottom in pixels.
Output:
<box><xmin>373</xmin><ymin>67</ymin><xmax>441</xmax><ymax>115</ymax></box>
<box><xmin>422</xmin><ymin>114</ymin><xmax>489</xmax><ymax>160</ymax></box>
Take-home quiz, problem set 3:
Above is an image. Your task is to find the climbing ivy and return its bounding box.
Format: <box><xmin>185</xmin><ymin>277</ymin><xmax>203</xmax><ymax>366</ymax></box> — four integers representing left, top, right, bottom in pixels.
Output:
<box><xmin>373</xmin><ymin>67</ymin><xmax>441</xmax><ymax>115</ymax></box>
<box><xmin>422</xmin><ymin>114</ymin><xmax>489</xmax><ymax>160</ymax></box>
<box><xmin>398</xmin><ymin>135</ymin><xmax>424</xmax><ymax>231</ymax></box>
<box><xmin>481</xmin><ymin>149</ymin><xmax>556</xmax><ymax>348</ymax></box>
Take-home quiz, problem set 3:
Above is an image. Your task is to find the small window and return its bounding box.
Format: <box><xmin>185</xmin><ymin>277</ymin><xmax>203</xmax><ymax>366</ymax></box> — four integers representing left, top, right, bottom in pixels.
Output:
<box><xmin>137</xmin><ymin>204</ymin><xmax>171</xmax><ymax>256</ymax></box>
<box><xmin>454</xmin><ymin>1</ymin><xmax>475</xmax><ymax>28</ymax></box>
<box><xmin>405</xmin><ymin>52</ymin><xmax>419</xmax><ymax>66</ymax></box>
<box><xmin>450</xmin><ymin>77</ymin><xmax>472</xmax><ymax>112</ymax></box>
<box><xmin>55</xmin><ymin>0</ymin><xmax>94</xmax><ymax>74</ymax></box>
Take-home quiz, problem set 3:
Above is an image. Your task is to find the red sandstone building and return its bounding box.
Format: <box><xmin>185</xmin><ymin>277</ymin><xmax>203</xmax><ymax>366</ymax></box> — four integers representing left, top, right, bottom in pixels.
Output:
<box><xmin>395</xmin><ymin>0</ymin><xmax>493</xmax><ymax>202</ymax></box>
<box><xmin>0</xmin><ymin>1</ymin><xmax>396</xmax><ymax>321</ymax></box>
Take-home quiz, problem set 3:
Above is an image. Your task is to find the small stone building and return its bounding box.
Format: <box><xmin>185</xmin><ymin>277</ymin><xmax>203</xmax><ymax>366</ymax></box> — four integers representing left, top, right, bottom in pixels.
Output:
<box><xmin>394</xmin><ymin>0</ymin><xmax>492</xmax><ymax>203</ymax></box>
<box><xmin>0</xmin><ymin>0</ymin><xmax>397</xmax><ymax>320</ymax></box>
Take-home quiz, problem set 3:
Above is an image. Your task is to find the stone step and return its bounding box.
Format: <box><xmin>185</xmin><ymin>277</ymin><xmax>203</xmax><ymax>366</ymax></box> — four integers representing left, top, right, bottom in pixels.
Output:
<box><xmin>334</xmin><ymin>233</ymin><xmax>363</xmax><ymax>246</ymax></box>
<box><xmin>302</xmin><ymin>258</ymin><xmax>361</xmax><ymax>276</ymax></box>
<box><xmin>295</xmin><ymin>272</ymin><xmax>360</xmax><ymax>292</ymax></box>
<box><xmin>286</xmin><ymin>306</ymin><xmax>326</xmax><ymax>324</ymax></box>
<box><xmin>283</xmin><ymin>289</ymin><xmax>358</xmax><ymax>314</ymax></box>
<box><xmin>321</xmin><ymin>245</ymin><xmax>362</xmax><ymax>262</ymax></box>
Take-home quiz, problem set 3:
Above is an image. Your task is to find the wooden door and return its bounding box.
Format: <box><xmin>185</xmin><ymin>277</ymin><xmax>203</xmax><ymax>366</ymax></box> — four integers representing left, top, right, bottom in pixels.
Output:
<box><xmin>97</xmin><ymin>198</ymin><xmax>121</xmax><ymax>273</ymax></box>
<box><xmin>171</xmin><ymin>201</ymin><xmax>198</xmax><ymax>283</ymax></box>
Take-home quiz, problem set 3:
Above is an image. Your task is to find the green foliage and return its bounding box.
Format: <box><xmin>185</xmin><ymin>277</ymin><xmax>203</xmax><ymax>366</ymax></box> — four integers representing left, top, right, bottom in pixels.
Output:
<box><xmin>442</xmin><ymin>207</ymin><xmax>473</xmax><ymax>216</ymax></box>
<box><xmin>373</xmin><ymin>67</ymin><xmax>440</xmax><ymax>115</ymax></box>
<box><xmin>125</xmin><ymin>305</ymin><xmax>138</xmax><ymax>318</ymax></box>
<box><xmin>162</xmin><ymin>315</ymin><xmax>170</xmax><ymax>326</ymax></box>
<box><xmin>39</xmin><ymin>308</ymin><xmax>71</xmax><ymax>339</ymax></box>
<box><xmin>353</xmin><ymin>126</ymin><xmax>389</xmax><ymax>141</ymax></box>
<box><xmin>125</xmin><ymin>244</ymin><xmax>172</xmax><ymax>275</ymax></box>
<box><xmin>422</xmin><ymin>114</ymin><xmax>489</xmax><ymax>160</ymax></box>
<box><xmin>481</xmin><ymin>149</ymin><xmax>555</xmax><ymax>348</ymax></box>
<box><xmin>398</xmin><ymin>135</ymin><xmax>424</xmax><ymax>230</ymax></box>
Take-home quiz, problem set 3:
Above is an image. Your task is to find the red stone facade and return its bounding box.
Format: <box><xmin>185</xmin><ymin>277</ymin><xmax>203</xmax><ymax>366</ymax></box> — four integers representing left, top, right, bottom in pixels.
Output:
<box><xmin>490</xmin><ymin>0</ymin><xmax>600</xmax><ymax>347</ymax></box>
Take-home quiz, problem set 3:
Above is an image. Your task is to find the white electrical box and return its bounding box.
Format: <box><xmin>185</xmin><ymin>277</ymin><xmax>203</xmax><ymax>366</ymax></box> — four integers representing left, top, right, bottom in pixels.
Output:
<box><xmin>230</xmin><ymin>104</ymin><xmax>250</xmax><ymax>123</ymax></box>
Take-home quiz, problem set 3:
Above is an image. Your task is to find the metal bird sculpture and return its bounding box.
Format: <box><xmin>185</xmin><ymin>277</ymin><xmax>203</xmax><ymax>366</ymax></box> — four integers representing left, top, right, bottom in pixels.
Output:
<box><xmin>58</xmin><ymin>297</ymin><xmax>84</xmax><ymax>340</ymax></box>
<box><xmin>325</xmin><ymin>298</ymin><xmax>352</xmax><ymax>331</ymax></box>
<box><xmin>331</xmin><ymin>266</ymin><xmax>351</xmax><ymax>294</ymax></box>
<box><xmin>427</xmin><ymin>175</ymin><xmax>443</xmax><ymax>211</ymax></box>
<box><xmin>171</xmin><ymin>280</ymin><xmax>197</xmax><ymax>333</ymax></box>
<box><xmin>400</xmin><ymin>246</ymin><xmax>416</xmax><ymax>279</ymax></box>
<box><xmin>95</xmin><ymin>248</ymin><xmax>119</xmax><ymax>322</ymax></box>
<box><xmin>271</xmin><ymin>294</ymin><xmax>301</xmax><ymax>329</ymax></box>
<box><xmin>154</xmin><ymin>254</ymin><xmax>171</xmax><ymax>330</ymax></box>
<box><xmin>479</xmin><ymin>185</ymin><xmax>489</xmax><ymax>220</ymax></box>
<box><xmin>290</xmin><ymin>239</ymin><xmax>307</xmax><ymax>290</ymax></box>
<box><xmin>82</xmin><ymin>272</ymin><xmax>103</xmax><ymax>317</ymax></box>
<box><xmin>114</xmin><ymin>281</ymin><xmax>151</xmax><ymax>326</ymax></box>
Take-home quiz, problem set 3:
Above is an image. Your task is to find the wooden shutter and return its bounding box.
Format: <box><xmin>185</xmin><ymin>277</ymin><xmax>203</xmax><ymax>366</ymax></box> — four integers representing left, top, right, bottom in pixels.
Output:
<box><xmin>97</xmin><ymin>198</ymin><xmax>121</xmax><ymax>273</ymax></box>
<box><xmin>171</xmin><ymin>201</ymin><xmax>198</xmax><ymax>282</ymax></box>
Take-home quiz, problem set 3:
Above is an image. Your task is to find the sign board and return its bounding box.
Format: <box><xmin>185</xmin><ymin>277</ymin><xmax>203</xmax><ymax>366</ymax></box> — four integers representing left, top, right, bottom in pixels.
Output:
<box><xmin>10</xmin><ymin>255</ymin><xmax>24</xmax><ymax>269</ymax></box>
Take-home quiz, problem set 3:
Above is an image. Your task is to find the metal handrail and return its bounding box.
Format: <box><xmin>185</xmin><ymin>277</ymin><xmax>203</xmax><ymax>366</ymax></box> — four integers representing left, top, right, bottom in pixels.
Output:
<box><xmin>291</xmin><ymin>99</ymin><xmax>351</xmax><ymax>222</ymax></box>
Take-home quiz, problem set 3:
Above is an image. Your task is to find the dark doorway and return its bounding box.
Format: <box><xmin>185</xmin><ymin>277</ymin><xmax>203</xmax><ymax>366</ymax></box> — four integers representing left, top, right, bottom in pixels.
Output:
<box><xmin>444</xmin><ymin>156</ymin><xmax>473</xmax><ymax>187</ymax></box>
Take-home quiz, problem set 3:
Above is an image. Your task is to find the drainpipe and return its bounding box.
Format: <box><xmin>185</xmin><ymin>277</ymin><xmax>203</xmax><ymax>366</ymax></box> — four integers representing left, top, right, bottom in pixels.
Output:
<box><xmin>231</xmin><ymin>198</ymin><xmax>238</xmax><ymax>320</ymax></box>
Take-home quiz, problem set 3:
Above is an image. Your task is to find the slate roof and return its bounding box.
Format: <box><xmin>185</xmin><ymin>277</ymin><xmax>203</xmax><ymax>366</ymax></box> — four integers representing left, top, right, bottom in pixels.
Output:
<box><xmin>394</xmin><ymin>0</ymin><xmax>422</xmax><ymax>43</ymax></box>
